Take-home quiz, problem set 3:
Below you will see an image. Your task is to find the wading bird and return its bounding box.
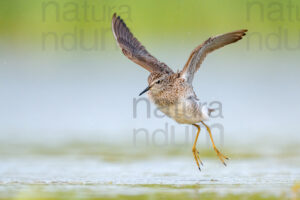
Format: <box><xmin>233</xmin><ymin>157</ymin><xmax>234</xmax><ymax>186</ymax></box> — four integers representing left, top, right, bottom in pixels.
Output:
<box><xmin>112</xmin><ymin>13</ymin><xmax>247</xmax><ymax>171</ymax></box>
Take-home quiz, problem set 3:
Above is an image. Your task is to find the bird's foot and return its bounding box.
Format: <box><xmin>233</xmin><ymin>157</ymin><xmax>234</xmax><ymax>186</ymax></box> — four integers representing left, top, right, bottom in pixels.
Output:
<box><xmin>214</xmin><ymin>147</ymin><xmax>229</xmax><ymax>166</ymax></box>
<box><xmin>192</xmin><ymin>148</ymin><xmax>203</xmax><ymax>171</ymax></box>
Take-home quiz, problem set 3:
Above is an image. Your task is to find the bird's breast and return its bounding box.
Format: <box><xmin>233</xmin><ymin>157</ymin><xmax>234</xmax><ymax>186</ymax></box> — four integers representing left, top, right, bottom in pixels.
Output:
<box><xmin>149</xmin><ymin>94</ymin><xmax>207</xmax><ymax>124</ymax></box>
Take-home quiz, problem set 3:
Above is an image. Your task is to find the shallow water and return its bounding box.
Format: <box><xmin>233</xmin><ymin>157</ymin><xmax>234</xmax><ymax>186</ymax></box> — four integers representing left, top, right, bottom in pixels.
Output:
<box><xmin>0</xmin><ymin>154</ymin><xmax>299</xmax><ymax>199</ymax></box>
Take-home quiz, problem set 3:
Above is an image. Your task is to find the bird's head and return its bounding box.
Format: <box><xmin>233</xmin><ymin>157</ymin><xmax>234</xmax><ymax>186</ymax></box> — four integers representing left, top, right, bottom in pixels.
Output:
<box><xmin>139</xmin><ymin>72</ymin><xmax>169</xmax><ymax>96</ymax></box>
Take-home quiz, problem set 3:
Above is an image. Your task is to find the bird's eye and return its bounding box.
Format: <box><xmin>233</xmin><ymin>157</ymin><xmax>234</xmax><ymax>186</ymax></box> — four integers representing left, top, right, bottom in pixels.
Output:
<box><xmin>156</xmin><ymin>80</ymin><xmax>161</xmax><ymax>84</ymax></box>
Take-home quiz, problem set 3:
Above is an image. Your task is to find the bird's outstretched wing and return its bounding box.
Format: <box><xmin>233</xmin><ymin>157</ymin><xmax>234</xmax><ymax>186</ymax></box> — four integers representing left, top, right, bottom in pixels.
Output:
<box><xmin>112</xmin><ymin>13</ymin><xmax>173</xmax><ymax>74</ymax></box>
<box><xmin>181</xmin><ymin>29</ymin><xmax>247</xmax><ymax>83</ymax></box>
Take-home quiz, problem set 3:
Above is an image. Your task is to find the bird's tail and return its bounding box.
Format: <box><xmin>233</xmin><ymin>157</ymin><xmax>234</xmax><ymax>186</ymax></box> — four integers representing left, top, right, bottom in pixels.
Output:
<box><xmin>201</xmin><ymin>106</ymin><xmax>215</xmax><ymax>120</ymax></box>
<box><xmin>208</xmin><ymin>108</ymin><xmax>215</xmax><ymax>116</ymax></box>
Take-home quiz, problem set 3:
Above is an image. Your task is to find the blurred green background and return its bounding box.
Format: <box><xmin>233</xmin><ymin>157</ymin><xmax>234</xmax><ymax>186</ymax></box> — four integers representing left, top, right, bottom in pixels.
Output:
<box><xmin>1</xmin><ymin>0</ymin><xmax>299</xmax><ymax>49</ymax></box>
<box><xmin>0</xmin><ymin>0</ymin><xmax>299</xmax><ymax>147</ymax></box>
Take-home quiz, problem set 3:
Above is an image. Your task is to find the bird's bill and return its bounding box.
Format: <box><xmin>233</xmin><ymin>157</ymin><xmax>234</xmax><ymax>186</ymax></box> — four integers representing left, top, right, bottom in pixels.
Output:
<box><xmin>139</xmin><ymin>85</ymin><xmax>151</xmax><ymax>96</ymax></box>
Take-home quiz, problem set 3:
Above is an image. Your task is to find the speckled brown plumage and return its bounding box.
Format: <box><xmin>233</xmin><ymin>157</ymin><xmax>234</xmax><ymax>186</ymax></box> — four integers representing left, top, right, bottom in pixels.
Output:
<box><xmin>112</xmin><ymin>13</ymin><xmax>247</xmax><ymax>170</ymax></box>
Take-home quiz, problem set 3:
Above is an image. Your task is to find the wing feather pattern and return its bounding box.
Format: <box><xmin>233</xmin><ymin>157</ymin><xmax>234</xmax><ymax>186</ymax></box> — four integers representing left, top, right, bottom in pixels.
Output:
<box><xmin>112</xmin><ymin>13</ymin><xmax>173</xmax><ymax>74</ymax></box>
<box><xmin>181</xmin><ymin>30</ymin><xmax>248</xmax><ymax>83</ymax></box>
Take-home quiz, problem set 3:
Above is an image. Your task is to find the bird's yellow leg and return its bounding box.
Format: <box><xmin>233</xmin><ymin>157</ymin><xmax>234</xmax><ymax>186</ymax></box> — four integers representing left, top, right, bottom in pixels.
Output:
<box><xmin>192</xmin><ymin>124</ymin><xmax>203</xmax><ymax>171</ymax></box>
<box><xmin>201</xmin><ymin>121</ymin><xmax>229</xmax><ymax>166</ymax></box>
